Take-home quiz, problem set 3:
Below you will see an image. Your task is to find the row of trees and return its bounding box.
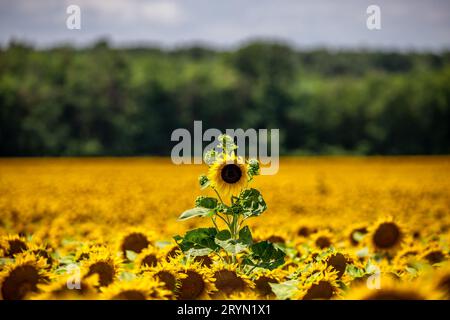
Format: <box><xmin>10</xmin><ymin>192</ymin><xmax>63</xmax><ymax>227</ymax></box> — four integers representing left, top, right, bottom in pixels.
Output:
<box><xmin>1</xmin><ymin>40</ymin><xmax>449</xmax><ymax>156</ymax></box>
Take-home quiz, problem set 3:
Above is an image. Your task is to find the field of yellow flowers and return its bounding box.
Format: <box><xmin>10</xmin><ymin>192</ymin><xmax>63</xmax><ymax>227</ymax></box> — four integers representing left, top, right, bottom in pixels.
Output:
<box><xmin>0</xmin><ymin>157</ymin><xmax>449</xmax><ymax>300</ymax></box>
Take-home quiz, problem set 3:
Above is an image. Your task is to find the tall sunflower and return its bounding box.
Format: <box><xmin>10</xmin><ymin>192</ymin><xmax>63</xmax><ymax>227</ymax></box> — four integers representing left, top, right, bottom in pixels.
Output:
<box><xmin>208</xmin><ymin>155</ymin><xmax>248</xmax><ymax>198</ymax></box>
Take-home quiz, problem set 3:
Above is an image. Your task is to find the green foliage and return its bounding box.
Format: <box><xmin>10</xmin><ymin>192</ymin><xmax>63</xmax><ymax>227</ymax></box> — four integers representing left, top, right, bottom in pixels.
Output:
<box><xmin>195</xmin><ymin>196</ymin><xmax>218</xmax><ymax>209</ymax></box>
<box><xmin>238</xmin><ymin>188</ymin><xmax>267</xmax><ymax>218</ymax></box>
<box><xmin>242</xmin><ymin>241</ymin><xmax>286</xmax><ymax>270</ymax></box>
<box><xmin>214</xmin><ymin>226</ymin><xmax>253</xmax><ymax>255</ymax></box>
<box><xmin>174</xmin><ymin>228</ymin><xmax>219</xmax><ymax>256</ymax></box>
<box><xmin>1</xmin><ymin>40</ymin><xmax>449</xmax><ymax>156</ymax></box>
<box><xmin>178</xmin><ymin>207</ymin><xmax>213</xmax><ymax>221</ymax></box>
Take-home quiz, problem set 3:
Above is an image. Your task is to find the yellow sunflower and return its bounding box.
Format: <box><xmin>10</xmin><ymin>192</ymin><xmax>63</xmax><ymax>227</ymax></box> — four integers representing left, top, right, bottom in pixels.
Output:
<box><xmin>163</xmin><ymin>244</ymin><xmax>183</xmax><ymax>263</ymax></box>
<box><xmin>367</xmin><ymin>216</ymin><xmax>407</xmax><ymax>255</ymax></box>
<box><xmin>176</xmin><ymin>262</ymin><xmax>216</xmax><ymax>300</ymax></box>
<box><xmin>0</xmin><ymin>253</ymin><xmax>49</xmax><ymax>300</ymax></box>
<box><xmin>312</xmin><ymin>230</ymin><xmax>335</xmax><ymax>250</ymax></box>
<box><xmin>210</xmin><ymin>262</ymin><xmax>254</xmax><ymax>299</ymax></box>
<box><xmin>135</xmin><ymin>246</ymin><xmax>164</xmax><ymax>270</ymax></box>
<box><xmin>0</xmin><ymin>234</ymin><xmax>28</xmax><ymax>258</ymax></box>
<box><xmin>32</xmin><ymin>272</ymin><xmax>99</xmax><ymax>300</ymax></box>
<box><xmin>81</xmin><ymin>251</ymin><xmax>123</xmax><ymax>288</ymax></box>
<box><xmin>101</xmin><ymin>277</ymin><xmax>171</xmax><ymax>300</ymax></box>
<box><xmin>252</xmin><ymin>268</ymin><xmax>286</xmax><ymax>298</ymax></box>
<box><xmin>346</xmin><ymin>275</ymin><xmax>439</xmax><ymax>300</ymax></box>
<box><xmin>295</xmin><ymin>266</ymin><xmax>342</xmax><ymax>300</ymax></box>
<box><xmin>142</xmin><ymin>262</ymin><xmax>186</xmax><ymax>295</ymax></box>
<box><xmin>420</xmin><ymin>244</ymin><xmax>448</xmax><ymax>266</ymax></box>
<box><xmin>74</xmin><ymin>242</ymin><xmax>109</xmax><ymax>262</ymax></box>
<box><xmin>346</xmin><ymin>223</ymin><xmax>368</xmax><ymax>246</ymax></box>
<box><xmin>208</xmin><ymin>155</ymin><xmax>248</xmax><ymax>198</ymax></box>
<box><xmin>26</xmin><ymin>243</ymin><xmax>55</xmax><ymax>269</ymax></box>
<box><xmin>432</xmin><ymin>263</ymin><xmax>450</xmax><ymax>299</ymax></box>
<box><xmin>116</xmin><ymin>228</ymin><xmax>155</xmax><ymax>260</ymax></box>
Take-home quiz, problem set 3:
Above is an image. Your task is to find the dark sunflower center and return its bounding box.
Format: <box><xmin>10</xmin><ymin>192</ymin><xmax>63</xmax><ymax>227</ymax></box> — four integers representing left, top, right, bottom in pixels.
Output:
<box><xmin>255</xmin><ymin>276</ymin><xmax>277</xmax><ymax>296</ymax></box>
<box><xmin>1</xmin><ymin>265</ymin><xmax>40</xmax><ymax>300</ymax></box>
<box><xmin>366</xmin><ymin>289</ymin><xmax>424</xmax><ymax>300</ymax></box>
<box><xmin>326</xmin><ymin>253</ymin><xmax>348</xmax><ymax>278</ymax></box>
<box><xmin>315</xmin><ymin>236</ymin><xmax>332</xmax><ymax>249</ymax></box>
<box><xmin>177</xmin><ymin>271</ymin><xmax>205</xmax><ymax>300</ymax></box>
<box><xmin>373</xmin><ymin>223</ymin><xmax>400</xmax><ymax>248</ymax></box>
<box><xmin>156</xmin><ymin>271</ymin><xmax>177</xmax><ymax>292</ymax></box>
<box><xmin>303</xmin><ymin>281</ymin><xmax>334</xmax><ymax>300</ymax></box>
<box><xmin>221</xmin><ymin>164</ymin><xmax>242</xmax><ymax>184</ymax></box>
<box><xmin>214</xmin><ymin>270</ymin><xmax>246</xmax><ymax>295</ymax></box>
<box><xmin>87</xmin><ymin>262</ymin><xmax>115</xmax><ymax>287</ymax></box>
<box><xmin>114</xmin><ymin>290</ymin><xmax>147</xmax><ymax>300</ymax></box>
<box><xmin>141</xmin><ymin>254</ymin><xmax>158</xmax><ymax>267</ymax></box>
<box><xmin>121</xmin><ymin>233</ymin><xmax>150</xmax><ymax>257</ymax></box>
<box><xmin>424</xmin><ymin>251</ymin><xmax>445</xmax><ymax>264</ymax></box>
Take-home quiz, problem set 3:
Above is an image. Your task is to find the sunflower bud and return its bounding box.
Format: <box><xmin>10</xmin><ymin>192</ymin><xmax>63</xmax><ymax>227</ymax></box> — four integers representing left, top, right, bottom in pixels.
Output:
<box><xmin>198</xmin><ymin>175</ymin><xmax>210</xmax><ymax>189</ymax></box>
<box><xmin>248</xmin><ymin>158</ymin><xmax>260</xmax><ymax>179</ymax></box>
<box><xmin>204</xmin><ymin>149</ymin><xmax>217</xmax><ymax>165</ymax></box>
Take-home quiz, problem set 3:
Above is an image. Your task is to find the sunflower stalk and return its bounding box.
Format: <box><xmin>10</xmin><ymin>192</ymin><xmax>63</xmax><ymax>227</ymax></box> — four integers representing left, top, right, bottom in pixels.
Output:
<box><xmin>175</xmin><ymin>134</ymin><xmax>285</xmax><ymax>270</ymax></box>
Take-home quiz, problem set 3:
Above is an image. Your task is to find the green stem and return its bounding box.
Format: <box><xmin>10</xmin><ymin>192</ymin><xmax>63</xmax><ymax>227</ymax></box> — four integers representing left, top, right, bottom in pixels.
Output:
<box><xmin>212</xmin><ymin>187</ymin><xmax>225</xmax><ymax>205</ymax></box>
<box><xmin>211</xmin><ymin>216</ymin><xmax>219</xmax><ymax>231</ymax></box>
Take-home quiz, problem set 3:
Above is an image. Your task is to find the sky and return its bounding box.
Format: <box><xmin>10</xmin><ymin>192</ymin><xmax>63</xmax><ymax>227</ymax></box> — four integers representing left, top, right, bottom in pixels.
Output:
<box><xmin>0</xmin><ymin>0</ymin><xmax>449</xmax><ymax>50</ymax></box>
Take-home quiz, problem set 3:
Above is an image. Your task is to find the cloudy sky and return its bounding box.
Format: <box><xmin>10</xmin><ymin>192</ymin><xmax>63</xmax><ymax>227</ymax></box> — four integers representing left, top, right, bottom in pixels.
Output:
<box><xmin>0</xmin><ymin>0</ymin><xmax>449</xmax><ymax>50</ymax></box>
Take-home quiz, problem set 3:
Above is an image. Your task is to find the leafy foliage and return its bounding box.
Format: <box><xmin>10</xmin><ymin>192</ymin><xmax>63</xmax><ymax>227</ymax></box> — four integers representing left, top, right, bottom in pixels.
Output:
<box><xmin>1</xmin><ymin>41</ymin><xmax>449</xmax><ymax>156</ymax></box>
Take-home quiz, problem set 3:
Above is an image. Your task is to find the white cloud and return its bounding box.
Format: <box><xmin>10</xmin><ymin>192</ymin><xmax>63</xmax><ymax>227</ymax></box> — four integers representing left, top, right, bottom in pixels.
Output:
<box><xmin>70</xmin><ymin>0</ymin><xmax>185</xmax><ymax>25</ymax></box>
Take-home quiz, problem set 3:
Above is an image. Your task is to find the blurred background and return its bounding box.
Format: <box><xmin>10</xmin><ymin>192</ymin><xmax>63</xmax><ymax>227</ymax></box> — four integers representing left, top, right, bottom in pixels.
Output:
<box><xmin>0</xmin><ymin>0</ymin><xmax>449</xmax><ymax>156</ymax></box>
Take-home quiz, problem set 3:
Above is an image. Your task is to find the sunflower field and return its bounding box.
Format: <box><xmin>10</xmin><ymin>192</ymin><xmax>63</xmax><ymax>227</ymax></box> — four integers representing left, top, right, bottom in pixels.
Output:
<box><xmin>0</xmin><ymin>154</ymin><xmax>449</xmax><ymax>300</ymax></box>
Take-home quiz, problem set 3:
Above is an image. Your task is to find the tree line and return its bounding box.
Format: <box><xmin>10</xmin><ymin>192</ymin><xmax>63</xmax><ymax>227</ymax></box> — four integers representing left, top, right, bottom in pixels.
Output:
<box><xmin>1</xmin><ymin>40</ymin><xmax>449</xmax><ymax>156</ymax></box>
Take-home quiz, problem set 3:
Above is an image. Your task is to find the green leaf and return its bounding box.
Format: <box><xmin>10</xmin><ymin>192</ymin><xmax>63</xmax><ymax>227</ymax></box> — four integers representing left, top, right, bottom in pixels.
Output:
<box><xmin>214</xmin><ymin>227</ymin><xmax>253</xmax><ymax>254</ymax></box>
<box><xmin>352</xmin><ymin>231</ymin><xmax>366</xmax><ymax>243</ymax></box>
<box><xmin>126</xmin><ymin>250</ymin><xmax>138</xmax><ymax>261</ymax></box>
<box><xmin>185</xmin><ymin>247</ymin><xmax>214</xmax><ymax>257</ymax></box>
<box><xmin>174</xmin><ymin>228</ymin><xmax>219</xmax><ymax>254</ymax></box>
<box><xmin>178</xmin><ymin>207</ymin><xmax>212</xmax><ymax>221</ymax></box>
<box><xmin>269</xmin><ymin>280</ymin><xmax>299</xmax><ymax>300</ymax></box>
<box><xmin>238</xmin><ymin>188</ymin><xmax>267</xmax><ymax>218</ymax></box>
<box><xmin>119</xmin><ymin>272</ymin><xmax>137</xmax><ymax>281</ymax></box>
<box><xmin>195</xmin><ymin>196</ymin><xmax>218</xmax><ymax>209</ymax></box>
<box><xmin>198</xmin><ymin>175</ymin><xmax>210</xmax><ymax>190</ymax></box>
<box><xmin>242</xmin><ymin>240</ymin><xmax>286</xmax><ymax>270</ymax></box>
<box><xmin>239</xmin><ymin>226</ymin><xmax>253</xmax><ymax>245</ymax></box>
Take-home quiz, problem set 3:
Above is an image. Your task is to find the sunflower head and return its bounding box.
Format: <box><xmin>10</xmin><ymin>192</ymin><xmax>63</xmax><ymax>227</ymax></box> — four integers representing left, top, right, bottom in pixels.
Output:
<box><xmin>312</xmin><ymin>230</ymin><xmax>334</xmax><ymax>249</ymax></box>
<box><xmin>346</xmin><ymin>276</ymin><xmax>438</xmax><ymax>300</ymax></box>
<box><xmin>434</xmin><ymin>264</ymin><xmax>450</xmax><ymax>299</ymax></box>
<box><xmin>176</xmin><ymin>262</ymin><xmax>216</xmax><ymax>300</ymax></box>
<box><xmin>135</xmin><ymin>246</ymin><xmax>163</xmax><ymax>270</ymax></box>
<box><xmin>252</xmin><ymin>269</ymin><xmax>286</xmax><ymax>298</ymax></box>
<box><xmin>0</xmin><ymin>253</ymin><xmax>49</xmax><ymax>300</ymax></box>
<box><xmin>210</xmin><ymin>263</ymin><xmax>254</xmax><ymax>299</ymax></box>
<box><xmin>0</xmin><ymin>234</ymin><xmax>28</xmax><ymax>258</ymax></box>
<box><xmin>142</xmin><ymin>262</ymin><xmax>186</xmax><ymax>296</ymax></box>
<box><xmin>295</xmin><ymin>267</ymin><xmax>341</xmax><ymax>300</ymax></box>
<box><xmin>33</xmin><ymin>272</ymin><xmax>99</xmax><ymax>300</ymax></box>
<box><xmin>368</xmin><ymin>217</ymin><xmax>407</xmax><ymax>254</ymax></box>
<box><xmin>208</xmin><ymin>155</ymin><xmax>248</xmax><ymax>198</ymax></box>
<box><xmin>420</xmin><ymin>244</ymin><xmax>448</xmax><ymax>266</ymax></box>
<box><xmin>101</xmin><ymin>277</ymin><xmax>171</xmax><ymax>300</ymax></box>
<box><xmin>118</xmin><ymin>229</ymin><xmax>154</xmax><ymax>260</ymax></box>
<box><xmin>81</xmin><ymin>251</ymin><xmax>122</xmax><ymax>288</ymax></box>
